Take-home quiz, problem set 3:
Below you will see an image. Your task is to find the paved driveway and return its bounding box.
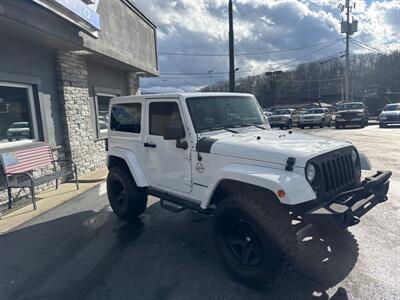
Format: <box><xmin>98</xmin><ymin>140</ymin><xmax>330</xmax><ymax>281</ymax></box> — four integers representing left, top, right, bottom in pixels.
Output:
<box><xmin>0</xmin><ymin>125</ymin><xmax>398</xmax><ymax>299</ymax></box>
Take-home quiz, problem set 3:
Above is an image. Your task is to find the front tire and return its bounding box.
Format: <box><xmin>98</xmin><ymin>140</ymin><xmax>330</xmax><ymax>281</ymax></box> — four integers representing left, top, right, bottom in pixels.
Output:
<box><xmin>107</xmin><ymin>166</ymin><xmax>147</xmax><ymax>220</ymax></box>
<box><xmin>214</xmin><ymin>194</ymin><xmax>298</xmax><ymax>288</ymax></box>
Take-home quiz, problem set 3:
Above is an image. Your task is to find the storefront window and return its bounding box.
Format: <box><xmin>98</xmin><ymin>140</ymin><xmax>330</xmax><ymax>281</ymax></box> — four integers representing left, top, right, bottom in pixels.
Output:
<box><xmin>0</xmin><ymin>82</ymin><xmax>38</xmax><ymax>147</ymax></box>
<box><xmin>95</xmin><ymin>93</ymin><xmax>116</xmax><ymax>138</ymax></box>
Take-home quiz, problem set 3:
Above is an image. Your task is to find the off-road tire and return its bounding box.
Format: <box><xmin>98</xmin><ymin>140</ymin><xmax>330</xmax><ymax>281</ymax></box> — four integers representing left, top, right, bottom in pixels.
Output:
<box><xmin>107</xmin><ymin>166</ymin><xmax>147</xmax><ymax>220</ymax></box>
<box><xmin>214</xmin><ymin>194</ymin><xmax>298</xmax><ymax>288</ymax></box>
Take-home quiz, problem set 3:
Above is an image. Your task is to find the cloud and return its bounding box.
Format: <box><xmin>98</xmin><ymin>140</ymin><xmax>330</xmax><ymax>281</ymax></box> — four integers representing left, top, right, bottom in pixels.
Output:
<box><xmin>134</xmin><ymin>0</ymin><xmax>400</xmax><ymax>93</ymax></box>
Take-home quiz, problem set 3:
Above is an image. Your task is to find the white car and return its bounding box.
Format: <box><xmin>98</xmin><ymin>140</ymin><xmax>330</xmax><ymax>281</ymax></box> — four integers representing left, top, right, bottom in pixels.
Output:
<box><xmin>106</xmin><ymin>93</ymin><xmax>391</xmax><ymax>287</ymax></box>
<box><xmin>379</xmin><ymin>103</ymin><xmax>400</xmax><ymax>128</ymax></box>
<box><xmin>268</xmin><ymin>108</ymin><xmax>300</xmax><ymax>129</ymax></box>
<box><xmin>299</xmin><ymin>108</ymin><xmax>332</xmax><ymax>129</ymax></box>
<box><xmin>6</xmin><ymin>122</ymin><xmax>31</xmax><ymax>141</ymax></box>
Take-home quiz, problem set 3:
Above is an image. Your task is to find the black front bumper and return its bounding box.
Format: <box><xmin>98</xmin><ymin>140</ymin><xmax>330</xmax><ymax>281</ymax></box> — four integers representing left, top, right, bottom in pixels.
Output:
<box><xmin>303</xmin><ymin>171</ymin><xmax>392</xmax><ymax>228</ymax></box>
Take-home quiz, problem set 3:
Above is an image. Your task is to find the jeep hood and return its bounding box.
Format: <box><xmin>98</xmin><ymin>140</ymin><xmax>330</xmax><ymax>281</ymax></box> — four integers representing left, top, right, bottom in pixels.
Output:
<box><xmin>199</xmin><ymin>130</ymin><xmax>352</xmax><ymax>168</ymax></box>
<box><xmin>381</xmin><ymin>110</ymin><xmax>400</xmax><ymax>116</ymax></box>
<box><xmin>338</xmin><ymin>109</ymin><xmax>364</xmax><ymax>113</ymax></box>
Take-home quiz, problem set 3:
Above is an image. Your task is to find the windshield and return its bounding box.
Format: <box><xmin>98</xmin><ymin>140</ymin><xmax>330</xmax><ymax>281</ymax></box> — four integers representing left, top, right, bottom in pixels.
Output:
<box><xmin>341</xmin><ymin>103</ymin><xmax>365</xmax><ymax>110</ymax></box>
<box><xmin>305</xmin><ymin>108</ymin><xmax>324</xmax><ymax>114</ymax></box>
<box><xmin>273</xmin><ymin>109</ymin><xmax>291</xmax><ymax>115</ymax></box>
<box><xmin>383</xmin><ymin>104</ymin><xmax>400</xmax><ymax>111</ymax></box>
<box><xmin>186</xmin><ymin>96</ymin><xmax>265</xmax><ymax>132</ymax></box>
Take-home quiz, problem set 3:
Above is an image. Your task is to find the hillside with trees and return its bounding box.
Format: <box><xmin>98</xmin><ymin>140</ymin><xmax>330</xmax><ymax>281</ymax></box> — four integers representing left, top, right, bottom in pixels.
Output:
<box><xmin>201</xmin><ymin>51</ymin><xmax>400</xmax><ymax>114</ymax></box>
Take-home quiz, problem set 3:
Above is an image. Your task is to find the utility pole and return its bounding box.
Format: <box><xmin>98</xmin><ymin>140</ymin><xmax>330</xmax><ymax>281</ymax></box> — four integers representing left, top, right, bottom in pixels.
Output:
<box><xmin>339</xmin><ymin>0</ymin><xmax>358</xmax><ymax>102</ymax></box>
<box><xmin>229</xmin><ymin>0</ymin><xmax>235</xmax><ymax>92</ymax></box>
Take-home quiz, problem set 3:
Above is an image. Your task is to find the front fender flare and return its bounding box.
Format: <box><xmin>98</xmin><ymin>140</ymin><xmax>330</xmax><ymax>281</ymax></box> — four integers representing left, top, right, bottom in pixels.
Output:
<box><xmin>107</xmin><ymin>148</ymin><xmax>149</xmax><ymax>187</ymax></box>
<box><xmin>201</xmin><ymin>164</ymin><xmax>316</xmax><ymax>209</ymax></box>
<box><xmin>359</xmin><ymin>151</ymin><xmax>372</xmax><ymax>170</ymax></box>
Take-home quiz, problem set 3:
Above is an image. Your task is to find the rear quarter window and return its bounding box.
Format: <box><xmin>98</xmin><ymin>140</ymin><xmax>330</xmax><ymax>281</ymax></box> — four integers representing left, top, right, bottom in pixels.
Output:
<box><xmin>110</xmin><ymin>103</ymin><xmax>142</xmax><ymax>134</ymax></box>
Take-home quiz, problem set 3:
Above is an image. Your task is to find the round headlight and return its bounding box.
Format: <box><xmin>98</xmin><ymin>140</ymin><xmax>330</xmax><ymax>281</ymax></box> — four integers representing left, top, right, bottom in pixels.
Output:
<box><xmin>351</xmin><ymin>149</ymin><xmax>358</xmax><ymax>162</ymax></box>
<box><xmin>306</xmin><ymin>164</ymin><xmax>316</xmax><ymax>183</ymax></box>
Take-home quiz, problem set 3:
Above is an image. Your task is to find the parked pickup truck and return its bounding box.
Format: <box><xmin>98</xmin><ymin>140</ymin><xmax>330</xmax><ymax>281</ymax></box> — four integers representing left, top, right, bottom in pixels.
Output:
<box><xmin>106</xmin><ymin>93</ymin><xmax>391</xmax><ymax>287</ymax></box>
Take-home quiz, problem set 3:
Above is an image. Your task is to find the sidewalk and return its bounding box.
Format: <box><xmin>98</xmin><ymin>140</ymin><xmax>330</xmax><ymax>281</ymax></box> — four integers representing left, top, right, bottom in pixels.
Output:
<box><xmin>0</xmin><ymin>168</ymin><xmax>108</xmax><ymax>234</ymax></box>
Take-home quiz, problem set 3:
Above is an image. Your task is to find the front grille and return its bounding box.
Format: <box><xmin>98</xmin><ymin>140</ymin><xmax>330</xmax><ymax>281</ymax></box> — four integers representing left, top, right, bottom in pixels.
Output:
<box><xmin>340</xmin><ymin>112</ymin><xmax>358</xmax><ymax>120</ymax></box>
<box><xmin>386</xmin><ymin>115</ymin><xmax>400</xmax><ymax>121</ymax></box>
<box><xmin>321</xmin><ymin>153</ymin><xmax>356</xmax><ymax>194</ymax></box>
<box><xmin>308</xmin><ymin>147</ymin><xmax>359</xmax><ymax>201</ymax></box>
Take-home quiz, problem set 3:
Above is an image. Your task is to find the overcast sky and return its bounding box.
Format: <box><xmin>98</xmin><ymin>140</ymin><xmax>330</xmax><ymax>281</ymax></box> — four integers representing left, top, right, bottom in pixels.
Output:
<box><xmin>134</xmin><ymin>0</ymin><xmax>400</xmax><ymax>93</ymax></box>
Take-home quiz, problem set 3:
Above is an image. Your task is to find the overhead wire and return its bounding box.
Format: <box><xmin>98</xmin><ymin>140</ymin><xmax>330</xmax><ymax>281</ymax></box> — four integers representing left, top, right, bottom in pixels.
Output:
<box><xmin>158</xmin><ymin>39</ymin><xmax>344</xmax><ymax>57</ymax></box>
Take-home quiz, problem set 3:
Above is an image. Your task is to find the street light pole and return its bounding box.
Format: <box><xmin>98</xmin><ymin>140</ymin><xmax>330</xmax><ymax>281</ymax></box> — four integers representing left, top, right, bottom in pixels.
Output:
<box><xmin>163</xmin><ymin>79</ymin><xmax>167</xmax><ymax>94</ymax></box>
<box><xmin>229</xmin><ymin>0</ymin><xmax>235</xmax><ymax>92</ymax></box>
<box><xmin>345</xmin><ymin>0</ymin><xmax>350</xmax><ymax>102</ymax></box>
<box><xmin>208</xmin><ymin>70</ymin><xmax>214</xmax><ymax>89</ymax></box>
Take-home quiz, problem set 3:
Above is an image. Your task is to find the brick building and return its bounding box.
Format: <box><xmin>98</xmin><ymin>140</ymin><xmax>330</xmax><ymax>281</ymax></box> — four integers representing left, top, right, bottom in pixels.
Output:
<box><xmin>0</xmin><ymin>0</ymin><xmax>158</xmax><ymax>200</ymax></box>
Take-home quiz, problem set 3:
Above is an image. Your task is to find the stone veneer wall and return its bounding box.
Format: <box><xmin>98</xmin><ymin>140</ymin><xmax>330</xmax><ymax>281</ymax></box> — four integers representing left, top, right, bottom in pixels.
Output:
<box><xmin>1</xmin><ymin>51</ymin><xmax>140</xmax><ymax>207</ymax></box>
<box><xmin>126</xmin><ymin>72</ymin><xmax>140</xmax><ymax>95</ymax></box>
<box><xmin>55</xmin><ymin>50</ymin><xmax>106</xmax><ymax>175</ymax></box>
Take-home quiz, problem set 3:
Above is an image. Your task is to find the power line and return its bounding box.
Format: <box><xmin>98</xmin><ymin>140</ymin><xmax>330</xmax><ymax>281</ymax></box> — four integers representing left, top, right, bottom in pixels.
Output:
<box><xmin>351</xmin><ymin>39</ymin><xmax>388</xmax><ymax>55</ymax></box>
<box><xmin>159</xmin><ymin>43</ymin><xmax>344</xmax><ymax>79</ymax></box>
<box><xmin>274</xmin><ymin>39</ymin><xmax>345</xmax><ymax>70</ymax></box>
<box><xmin>350</xmin><ymin>40</ymin><xmax>382</xmax><ymax>55</ymax></box>
<box><xmin>158</xmin><ymin>39</ymin><xmax>344</xmax><ymax>57</ymax></box>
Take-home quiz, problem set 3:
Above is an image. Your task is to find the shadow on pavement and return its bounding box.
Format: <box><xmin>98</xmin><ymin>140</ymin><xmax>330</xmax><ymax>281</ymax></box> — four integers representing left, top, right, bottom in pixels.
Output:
<box><xmin>0</xmin><ymin>202</ymin><xmax>358</xmax><ymax>300</ymax></box>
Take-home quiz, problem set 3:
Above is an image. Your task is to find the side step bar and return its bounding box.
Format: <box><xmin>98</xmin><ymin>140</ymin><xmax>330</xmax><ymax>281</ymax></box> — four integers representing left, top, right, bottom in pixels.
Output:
<box><xmin>148</xmin><ymin>189</ymin><xmax>214</xmax><ymax>215</ymax></box>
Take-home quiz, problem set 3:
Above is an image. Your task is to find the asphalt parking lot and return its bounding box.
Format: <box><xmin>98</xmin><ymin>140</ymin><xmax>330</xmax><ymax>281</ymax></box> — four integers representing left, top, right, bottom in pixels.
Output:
<box><xmin>0</xmin><ymin>125</ymin><xmax>399</xmax><ymax>300</ymax></box>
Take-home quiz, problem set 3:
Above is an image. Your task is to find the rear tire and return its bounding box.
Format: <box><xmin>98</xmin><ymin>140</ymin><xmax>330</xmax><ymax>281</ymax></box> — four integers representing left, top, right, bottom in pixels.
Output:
<box><xmin>214</xmin><ymin>194</ymin><xmax>298</xmax><ymax>288</ymax></box>
<box><xmin>107</xmin><ymin>166</ymin><xmax>147</xmax><ymax>220</ymax></box>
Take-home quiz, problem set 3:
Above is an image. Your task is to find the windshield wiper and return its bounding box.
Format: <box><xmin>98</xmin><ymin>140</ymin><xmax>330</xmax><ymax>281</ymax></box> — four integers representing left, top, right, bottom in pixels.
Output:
<box><xmin>201</xmin><ymin>126</ymin><xmax>239</xmax><ymax>133</ymax></box>
<box><xmin>231</xmin><ymin>123</ymin><xmax>267</xmax><ymax>130</ymax></box>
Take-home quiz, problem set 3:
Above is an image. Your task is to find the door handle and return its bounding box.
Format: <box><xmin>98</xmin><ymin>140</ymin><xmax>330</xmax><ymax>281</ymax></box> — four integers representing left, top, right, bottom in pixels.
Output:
<box><xmin>144</xmin><ymin>143</ymin><xmax>157</xmax><ymax>148</ymax></box>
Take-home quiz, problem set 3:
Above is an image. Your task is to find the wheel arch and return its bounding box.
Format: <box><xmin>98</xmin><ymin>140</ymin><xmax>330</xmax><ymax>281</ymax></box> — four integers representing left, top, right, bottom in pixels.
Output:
<box><xmin>107</xmin><ymin>148</ymin><xmax>149</xmax><ymax>187</ymax></box>
<box><xmin>208</xmin><ymin>180</ymin><xmax>279</xmax><ymax>207</ymax></box>
<box><xmin>201</xmin><ymin>164</ymin><xmax>316</xmax><ymax>209</ymax></box>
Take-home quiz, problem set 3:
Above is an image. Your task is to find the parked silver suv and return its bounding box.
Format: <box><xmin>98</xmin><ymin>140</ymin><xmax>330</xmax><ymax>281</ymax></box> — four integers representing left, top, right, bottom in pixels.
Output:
<box><xmin>379</xmin><ymin>103</ymin><xmax>400</xmax><ymax>128</ymax></box>
<box><xmin>269</xmin><ymin>108</ymin><xmax>300</xmax><ymax>129</ymax></box>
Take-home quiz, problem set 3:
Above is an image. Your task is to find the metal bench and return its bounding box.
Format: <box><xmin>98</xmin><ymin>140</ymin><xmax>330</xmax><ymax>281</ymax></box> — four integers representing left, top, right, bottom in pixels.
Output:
<box><xmin>0</xmin><ymin>145</ymin><xmax>79</xmax><ymax>210</ymax></box>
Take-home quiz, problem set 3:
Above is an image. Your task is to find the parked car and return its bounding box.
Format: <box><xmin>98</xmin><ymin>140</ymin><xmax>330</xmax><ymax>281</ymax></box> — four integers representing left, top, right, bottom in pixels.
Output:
<box><xmin>268</xmin><ymin>108</ymin><xmax>300</xmax><ymax>129</ymax></box>
<box><xmin>335</xmin><ymin>102</ymin><xmax>369</xmax><ymax>129</ymax></box>
<box><xmin>299</xmin><ymin>108</ymin><xmax>332</xmax><ymax>129</ymax></box>
<box><xmin>6</xmin><ymin>122</ymin><xmax>31</xmax><ymax>141</ymax></box>
<box><xmin>106</xmin><ymin>92</ymin><xmax>391</xmax><ymax>288</ymax></box>
<box><xmin>379</xmin><ymin>103</ymin><xmax>400</xmax><ymax>128</ymax></box>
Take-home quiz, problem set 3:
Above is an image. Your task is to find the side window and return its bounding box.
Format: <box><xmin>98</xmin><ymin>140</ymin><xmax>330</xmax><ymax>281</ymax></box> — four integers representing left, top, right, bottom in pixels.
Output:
<box><xmin>149</xmin><ymin>102</ymin><xmax>182</xmax><ymax>136</ymax></box>
<box><xmin>110</xmin><ymin>103</ymin><xmax>142</xmax><ymax>133</ymax></box>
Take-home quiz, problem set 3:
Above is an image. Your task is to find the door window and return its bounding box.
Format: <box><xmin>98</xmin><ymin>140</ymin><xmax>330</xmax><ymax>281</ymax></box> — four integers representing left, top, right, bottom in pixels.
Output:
<box><xmin>149</xmin><ymin>102</ymin><xmax>183</xmax><ymax>136</ymax></box>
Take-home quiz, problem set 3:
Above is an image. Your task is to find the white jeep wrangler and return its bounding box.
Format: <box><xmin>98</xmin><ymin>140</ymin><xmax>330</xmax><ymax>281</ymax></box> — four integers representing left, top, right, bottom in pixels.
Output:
<box><xmin>106</xmin><ymin>93</ymin><xmax>391</xmax><ymax>287</ymax></box>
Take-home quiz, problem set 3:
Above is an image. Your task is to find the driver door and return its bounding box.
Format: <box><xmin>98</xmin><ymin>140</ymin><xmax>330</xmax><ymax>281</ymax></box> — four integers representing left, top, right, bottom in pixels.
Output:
<box><xmin>144</xmin><ymin>99</ymin><xmax>192</xmax><ymax>194</ymax></box>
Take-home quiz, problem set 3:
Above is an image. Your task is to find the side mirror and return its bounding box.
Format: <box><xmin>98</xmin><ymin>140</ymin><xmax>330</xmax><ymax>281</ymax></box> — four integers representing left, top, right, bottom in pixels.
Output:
<box><xmin>163</xmin><ymin>124</ymin><xmax>185</xmax><ymax>140</ymax></box>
